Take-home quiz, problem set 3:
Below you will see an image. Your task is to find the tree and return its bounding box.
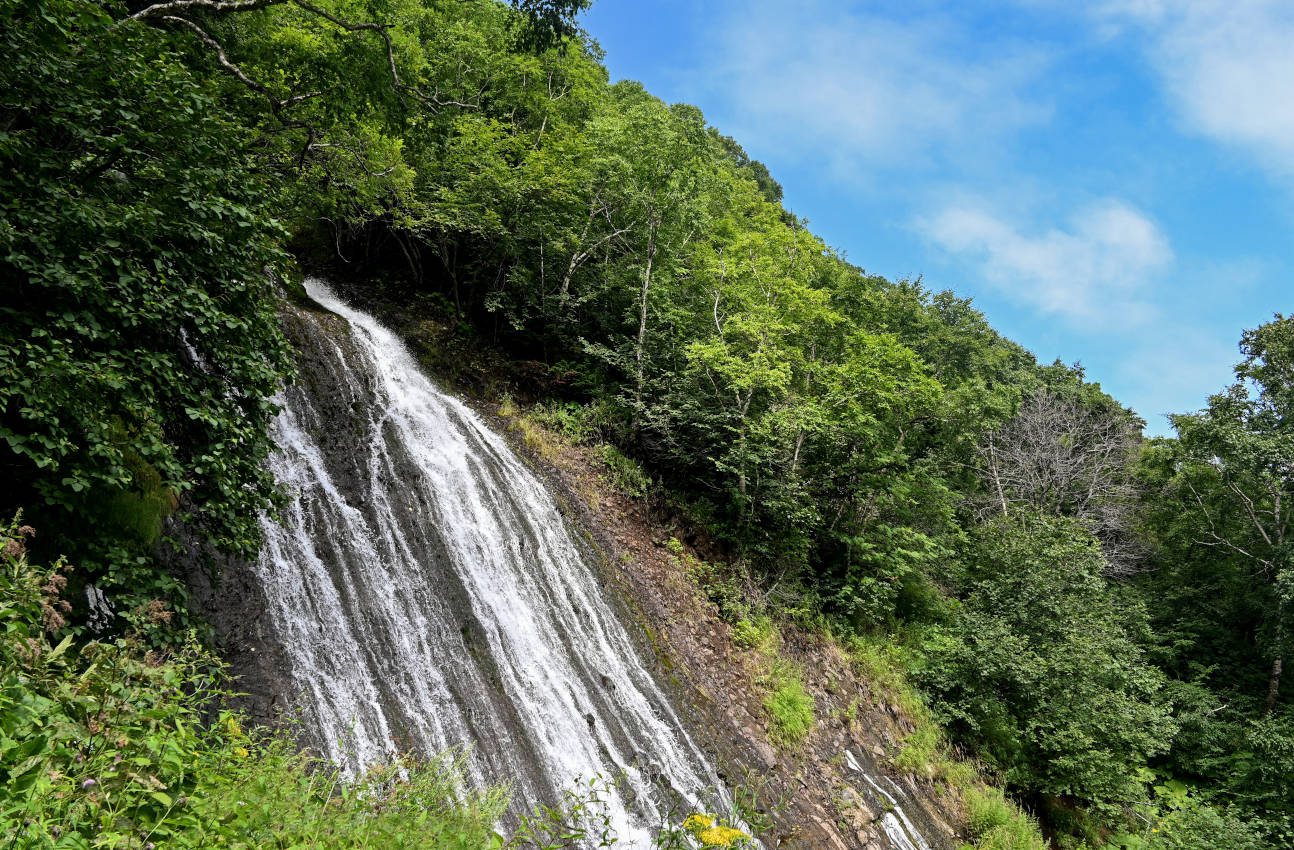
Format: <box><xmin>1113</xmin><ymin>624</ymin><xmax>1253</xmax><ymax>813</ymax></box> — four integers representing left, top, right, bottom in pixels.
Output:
<box><xmin>917</xmin><ymin>512</ymin><xmax>1175</xmax><ymax>802</ymax></box>
<box><xmin>1163</xmin><ymin>314</ymin><xmax>1294</xmax><ymax>715</ymax></box>
<box><xmin>0</xmin><ymin>0</ymin><xmax>290</xmax><ymax>581</ymax></box>
<box><xmin>975</xmin><ymin>388</ymin><xmax>1147</xmax><ymax>575</ymax></box>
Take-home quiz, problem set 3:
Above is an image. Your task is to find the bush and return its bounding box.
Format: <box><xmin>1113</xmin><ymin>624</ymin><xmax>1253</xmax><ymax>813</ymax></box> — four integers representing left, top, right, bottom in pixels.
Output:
<box><xmin>528</xmin><ymin>401</ymin><xmax>604</xmax><ymax>444</ymax></box>
<box><xmin>730</xmin><ymin>616</ymin><xmax>774</xmax><ymax>650</ymax></box>
<box><xmin>594</xmin><ymin>444</ymin><xmax>651</xmax><ymax>499</ymax></box>
<box><xmin>670</xmin><ymin>539</ymin><xmax>756</xmax><ymax>625</ymax></box>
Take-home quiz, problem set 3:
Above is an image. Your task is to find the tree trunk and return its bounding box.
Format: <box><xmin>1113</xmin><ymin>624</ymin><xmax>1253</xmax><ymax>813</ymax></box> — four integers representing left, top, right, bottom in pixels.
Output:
<box><xmin>988</xmin><ymin>434</ymin><xmax>1008</xmax><ymax>517</ymax></box>
<box><xmin>633</xmin><ymin>224</ymin><xmax>657</xmax><ymax>425</ymax></box>
<box><xmin>1264</xmin><ymin>654</ymin><xmax>1283</xmax><ymax>715</ymax></box>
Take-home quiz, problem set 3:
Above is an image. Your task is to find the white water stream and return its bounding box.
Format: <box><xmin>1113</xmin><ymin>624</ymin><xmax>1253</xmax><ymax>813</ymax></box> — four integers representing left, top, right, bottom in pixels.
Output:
<box><xmin>253</xmin><ymin>279</ymin><xmax>722</xmax><ymax>845</ymax></box>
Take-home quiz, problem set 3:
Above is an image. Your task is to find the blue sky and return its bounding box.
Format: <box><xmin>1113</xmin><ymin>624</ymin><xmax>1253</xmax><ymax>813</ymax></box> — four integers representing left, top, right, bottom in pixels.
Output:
<box><xmin>578</xmin><ymin>0</ymin><xmax>1293</xmax><ymax>435</ymax></box>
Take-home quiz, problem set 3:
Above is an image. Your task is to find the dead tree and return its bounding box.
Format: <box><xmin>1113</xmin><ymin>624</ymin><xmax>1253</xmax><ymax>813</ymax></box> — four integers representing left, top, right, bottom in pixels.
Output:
<box><xmin>976</xmin><ymin>390</ymin><xmax>1147</xmax><ymax>576</ymax></box>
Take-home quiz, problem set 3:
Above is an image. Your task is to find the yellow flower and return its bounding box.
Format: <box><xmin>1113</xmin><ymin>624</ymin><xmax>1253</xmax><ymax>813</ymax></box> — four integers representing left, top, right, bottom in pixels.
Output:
<box><xmin>697</xmin><ymin>825</ymin><xmax>750</xmax><ymax>847</ymax></box>
<box><xmin>682</xmin><ymin>813</ymin><xmax>749</xmax><ymax>847</ymax></box>
<box><xmin>233</xmin><ymin>746</ymin><xmax>249</xmax><ymax>758</ymax></box>
<box><xmin>683</xmin><ymin>813</ymin><xmax>715</xmax><ymax>833</ymax></box>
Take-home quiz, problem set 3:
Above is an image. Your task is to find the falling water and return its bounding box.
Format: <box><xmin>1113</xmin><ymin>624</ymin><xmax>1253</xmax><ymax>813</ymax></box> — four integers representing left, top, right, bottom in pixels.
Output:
<box><xmin>253</xmin><ymin>279</ymin><xmax>726</xmax><ymax>845</ymax></box>
<box><xmin>845</xmin><ymin>751</ymin><xmax>934</xmax><ymax>850</ymax></box>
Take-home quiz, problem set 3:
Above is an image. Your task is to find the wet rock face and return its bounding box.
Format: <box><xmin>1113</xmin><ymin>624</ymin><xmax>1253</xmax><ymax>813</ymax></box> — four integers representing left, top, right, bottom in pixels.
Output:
<box><xmin>168</xmin><ymin>301</ymin><xmax>364</xmax><ymax>734</ymax></box>
<box><xmin>181</xmin><ymin>281</ymin><xmax>742</xmax><ymax>846</ymax></box>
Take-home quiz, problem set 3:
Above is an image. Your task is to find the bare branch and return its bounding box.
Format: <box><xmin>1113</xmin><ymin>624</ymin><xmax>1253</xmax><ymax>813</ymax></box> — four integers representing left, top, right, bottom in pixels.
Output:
<box><xmin>160</xmin><ymin>16</ymin><xmax>272</xmax><ymax>98</ymax></box>
<box><xmin>292</xmin><ymin>0</ymin><xmax>479</xmax><ymax>111</ymax></box>
<box><xmin>973</xmin><ymin>390</ymin><xmax>1148</xmax><ymax>575</ymax></box>
<box><xmin>125</xmin><ymin>0</ymin><xmax>285</xmax><ymax>23</ymax></box>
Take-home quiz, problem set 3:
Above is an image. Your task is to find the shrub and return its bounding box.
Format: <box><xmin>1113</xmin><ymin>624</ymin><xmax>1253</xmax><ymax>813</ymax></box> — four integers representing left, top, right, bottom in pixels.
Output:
<box><xmin>594</xmin><ymin>444</ymin><xmax>651</xmax><ymax>499</ymax></box>
<box><xmin>963</xmin><ymin>787</ymin><xmax>1046</xmax><ymax>850</ymax></box>
<box><xmin>670</xmin><ymin>539</ymin><xmax>755</xmax><ymax>625</ymax></box>
<box><xmin>730</xmin><ymin>616</ymin><xmax>774</xmax><ymax>650</ymax></box>
<box><xmin>529</xmin><ymin>401</ymin><xmax>603</xmax><ymax>443</ymax></box>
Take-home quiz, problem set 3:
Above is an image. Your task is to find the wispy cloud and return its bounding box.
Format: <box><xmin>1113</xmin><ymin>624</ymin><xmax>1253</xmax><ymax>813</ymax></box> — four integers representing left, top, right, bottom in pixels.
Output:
<box><xmin>918</xmin><ymin>199</ymin><xmax>1173</xmax><ymax>325</ymax></box>
<box><xmin>695</xmin><ymin>1</ymin><xmax>1052</xmax><ymax>180</ymax></box>
<box><xmin>1096</xmin><ymin>0</ymin><xmax>1294</xmax><ymax>180</ymax></box>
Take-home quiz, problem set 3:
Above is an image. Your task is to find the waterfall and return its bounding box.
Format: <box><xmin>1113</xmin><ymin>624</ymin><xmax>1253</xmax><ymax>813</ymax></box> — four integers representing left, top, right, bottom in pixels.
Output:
<box><xmin>252</xmin><ymin>278</ymin><xmax>725</xmax><ymax>845</ymax></box>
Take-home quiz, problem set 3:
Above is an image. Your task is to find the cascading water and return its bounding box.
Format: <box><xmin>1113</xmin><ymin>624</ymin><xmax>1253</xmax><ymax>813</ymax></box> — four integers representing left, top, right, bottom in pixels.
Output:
<box><xmin>845</xmin><ymin>752</ymin><xmax>932</xmax><ymax>850</ymax></box>
<box><xmin>254</xmin><ymin>279</ymin><xmax>725</xmax><ymax>845</ymax></box>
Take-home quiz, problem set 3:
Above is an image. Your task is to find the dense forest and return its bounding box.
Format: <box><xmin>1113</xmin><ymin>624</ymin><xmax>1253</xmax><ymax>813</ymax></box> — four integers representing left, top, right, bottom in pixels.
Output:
<box><xmin>2</xmin><ymin>0</ymin><xmax>1291</xmax><ymax>847</ymax></box>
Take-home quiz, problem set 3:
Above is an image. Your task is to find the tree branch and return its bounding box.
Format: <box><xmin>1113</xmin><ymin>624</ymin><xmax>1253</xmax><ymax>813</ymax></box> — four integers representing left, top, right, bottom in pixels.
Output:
<box><xmin>125</xmin><ymin>0</ymin><xmax>285</xmax><ymax>23</ymax></box>
<box><xmin>160</xmin><ymin>16</ymin><xmax>272</xmax><ymax>98</ymax></box>
<box><xmin>291</xmin><ymin>0</ymin><xmax>479</xmax><ymax>110</ymax></box>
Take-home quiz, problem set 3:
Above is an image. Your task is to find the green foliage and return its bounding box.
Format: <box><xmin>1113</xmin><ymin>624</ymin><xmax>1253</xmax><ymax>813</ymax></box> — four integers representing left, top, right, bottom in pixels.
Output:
<box><xmin>4</xmin><ymin>0</ymin><xmax>1292</xmax><ymax>843</ymax></box>
<box><xmin>0</xmin><ymin>517</ymin><xmax>509</xmax><ymax>849</ymax></box>
<box><xmin>529</xmin><ymin>401</ymin><xmax>605</xmax><ymax>444</ymax></box>
<box><xmin>961</xmin><ymin>786</ymin><xmax>1047</xmax><ymax>850</ymax></box>
<box><xmin>729</xmin><ymin>615</ymin><xmax>774</xmax><ymax>650</ymax></box>
<box><xmin>0</xmin><ymin>0</ymin><xmax>290</xmax><ymax>587</ymax></box>
<box><xmin>763</xmin><ymin>677</ymin><xmax>815</xmax><ymax>750</ymax></box>
<box><xmin>594</xmin><ymin>444</ymin><xmax>651</xmax><ymax>498</ymax></box>
<box><xmin>917</xmin><ymin>513</ymin><xmax>1175</xmax><ymax>802</ymax></box>
<box><xmin>509</xmin><ymin>775</ymin><xmax>621</xmax><ymax>849</ymax></box>
<box><xmin>670</xmin><ymin>540</ymin><xmax>756</xmax><ymax>625</ymax></box>
<box><xmin>1100</xmin><ymin>783</ymin><xmax>1273</xmax><ymax>850</ymax></box>
<box><xmin>761</xmin><ymin>658</ymin><xmax>815</xmax><ymax>749</ymax></box>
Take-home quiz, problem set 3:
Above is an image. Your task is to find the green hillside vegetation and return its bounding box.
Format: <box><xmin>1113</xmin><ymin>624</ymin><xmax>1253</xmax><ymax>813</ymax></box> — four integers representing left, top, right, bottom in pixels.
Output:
<box><xmin>2</xmin><ymin>0</ymin><xmax>1291</xmax><ymax>846</ymax></box>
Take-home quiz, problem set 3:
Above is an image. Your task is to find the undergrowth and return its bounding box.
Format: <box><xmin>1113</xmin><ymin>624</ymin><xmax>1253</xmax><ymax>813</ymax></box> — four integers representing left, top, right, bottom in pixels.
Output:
<box><xmin>503</xmin><ymin>400</ymin><xmax>651</xmax><ymax>498</ymax></box>
<box><xmin>762</xmin><ymin>660</ymin><xmax>816</xmax><ymax>749</ymax></box>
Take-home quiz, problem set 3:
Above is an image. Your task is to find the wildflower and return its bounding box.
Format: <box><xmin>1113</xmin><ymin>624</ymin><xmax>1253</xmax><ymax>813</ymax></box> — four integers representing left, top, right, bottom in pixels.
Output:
<box><xmin>697</xmin><ymin>825</ymin><xmax>750</xmax><ymax>847</ymax></box>
<box><xmin>683</xmin><ymin>813</ymin><xmax>749</xmax><ymax>848</ymax></box>
<box><xmin>683</xmin><ymin>813</ymin><xmax>715</xmax><ymax>832</ymax></box>
<box><xmin>81</xmin><ymin>778</ymin><xmax>96</xmax><ymax>791</ymax></box>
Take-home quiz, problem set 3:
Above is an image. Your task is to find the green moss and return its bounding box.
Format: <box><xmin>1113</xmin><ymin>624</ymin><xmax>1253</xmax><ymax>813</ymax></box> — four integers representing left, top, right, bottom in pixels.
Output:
<box><xmin>642</xmin><ymin>622</ymin><xmax>674</xmax><ymax>671</ymax></box>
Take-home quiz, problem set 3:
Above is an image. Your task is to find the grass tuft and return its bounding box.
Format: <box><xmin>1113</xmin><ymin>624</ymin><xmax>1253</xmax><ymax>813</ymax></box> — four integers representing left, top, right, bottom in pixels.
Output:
<box><xmin>962</xmin><ymin>787</ymin><xmax>1047</xmax><ymax>850</ymax></box>
<box><xmin>764</xmin><ymin>674</ymin><xmax>816</xmax><ymax>748</ymax></box>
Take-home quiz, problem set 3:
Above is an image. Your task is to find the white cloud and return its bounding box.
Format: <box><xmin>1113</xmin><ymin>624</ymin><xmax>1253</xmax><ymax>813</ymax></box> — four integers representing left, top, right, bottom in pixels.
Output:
<box><xmin>919</xmin><ymin>199</ymin><xmax>1173</xmax><ymax>324</ymax></box>
<box><xmin>696</xmin><ymin>1</ymin><xmax>1052</xmax><ymax>179</ymax></box>
<box><xmin>1097</xmin><ymin>0</ymin><xmax>1294</xmax><ymax>179</ymax></box>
